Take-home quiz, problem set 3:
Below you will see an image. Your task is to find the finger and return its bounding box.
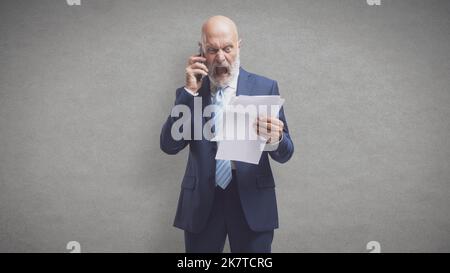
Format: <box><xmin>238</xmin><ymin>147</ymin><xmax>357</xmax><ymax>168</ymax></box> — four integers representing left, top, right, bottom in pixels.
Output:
<box><xmin>254</xmin><ymin>124</ymin><xmax>278</xmax><ymax>138</ymax></box>
<box><xmin>257</xmin><ymin>116</ymin><xmax>268</xmax><ymax>124</ymax></box>
<box><xmin>188</xmin><ymin>56</ymin><xmax>206</xmax><ymax>65</ymax></box>
<box><xmin>257</xmin><ymin>122</ymin><xmax>282</xmax><ymax>132</ymax></box>
<box><xmin>255</xmin><ymin>121</ymin><xmax>272</xmax><ymax>132</ymax></box>
<box><xmin>271</xmin><ymin>118</ymin><xmax>284</xmax><ymax>128</ymax></box>
<box><xmin>189</xmin><ymin>55</ymin><xmax>206</xmax><ymax>63</ymax></box>
<box><xmin>190</xmin><ymin>62</ymin><xmax>209</xmax><ymax>73</ymax></box>
<box><xmin>257</xmin><ymin>121</ymin><xmax>280</xmax><ymax>130</ymax></box>
<box><xmin>253</xmin><ymin>123</ymin><xmax>267</xmax><ymax>136</ymax></box>
<box><xmin>258</xmin><ymin>116</ymin><xmax>284</xmax><ymax>127</ymax></box>
<box><xmin>187</xmin><ymin>68</ymin><xmax>208</xmax><ymax>77</ymax></box>
<box><xmin>254</xmin><ymin>120</ymin><xmax>269</xmax><ymax>132</ymax></box>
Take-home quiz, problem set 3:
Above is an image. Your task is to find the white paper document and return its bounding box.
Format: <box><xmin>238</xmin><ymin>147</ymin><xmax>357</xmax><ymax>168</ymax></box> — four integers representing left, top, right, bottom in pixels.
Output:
<box><xmin>214</xmin><ymin>95</ymin><xmax>285</xmax><ymax>164</ymax></box>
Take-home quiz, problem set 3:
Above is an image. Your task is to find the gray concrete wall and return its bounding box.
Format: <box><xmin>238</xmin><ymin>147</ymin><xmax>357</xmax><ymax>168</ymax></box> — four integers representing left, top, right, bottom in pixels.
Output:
<box><xmin>0</xmin><ymin>0</ymin><xmax>449</xmax><ymax>252</ymax></box>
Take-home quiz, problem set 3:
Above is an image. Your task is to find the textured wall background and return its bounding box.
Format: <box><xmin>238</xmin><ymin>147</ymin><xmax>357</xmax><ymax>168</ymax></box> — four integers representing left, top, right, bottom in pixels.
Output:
<box><xmin>0</xmin><ymin>0</ymin><xmax>449</xmax><ymax>252</ymax></box>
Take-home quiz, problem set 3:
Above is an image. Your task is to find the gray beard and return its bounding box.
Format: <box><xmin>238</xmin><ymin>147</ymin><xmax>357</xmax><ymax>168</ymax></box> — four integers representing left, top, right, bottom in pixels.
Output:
<box><xmin>208</xmin><ymin>55</ymin><xmax>240</xmax><ymax>89</ymax></box>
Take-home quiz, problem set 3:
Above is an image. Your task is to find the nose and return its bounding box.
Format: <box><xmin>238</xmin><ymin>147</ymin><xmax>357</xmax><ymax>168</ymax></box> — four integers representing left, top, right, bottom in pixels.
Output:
<box><xmin>215</xmin><ymin>50</ymin><xmax>226</xmax><ymax>63</ymax></box>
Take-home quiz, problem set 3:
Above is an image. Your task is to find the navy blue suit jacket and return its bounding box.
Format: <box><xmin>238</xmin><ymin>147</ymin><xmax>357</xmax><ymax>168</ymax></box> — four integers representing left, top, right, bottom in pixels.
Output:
<box><xmin>160</xmin><ymin>67</ymin><xmax>294</xmax><ymax>233</ymax></box>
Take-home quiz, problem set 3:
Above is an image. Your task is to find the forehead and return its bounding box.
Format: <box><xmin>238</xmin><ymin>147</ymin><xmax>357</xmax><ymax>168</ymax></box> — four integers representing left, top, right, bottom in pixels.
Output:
<box><xmin>203</xmin><ymin>25</ymin><xmax>237</xmax><ymax>47</ymax></box>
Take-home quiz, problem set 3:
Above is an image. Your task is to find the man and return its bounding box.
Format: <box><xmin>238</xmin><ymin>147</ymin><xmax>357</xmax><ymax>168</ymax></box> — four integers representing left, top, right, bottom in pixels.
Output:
<box><xmin>160</xmin><ymin>15</ymin><xmax>294</xmax><ymax>253</ymax></box>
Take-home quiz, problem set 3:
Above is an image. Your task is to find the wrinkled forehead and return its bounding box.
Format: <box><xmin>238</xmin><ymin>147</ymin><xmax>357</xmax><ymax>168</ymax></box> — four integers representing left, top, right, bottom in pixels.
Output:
<box><xmin>202</xmin><ymin>22</ymin><xmax>238</xmax><ymax>47</ymax></box>
<box><xmin>204</xmin><ymin>33</ymin><xmax>236</xmax><ymax>48</ymax></box>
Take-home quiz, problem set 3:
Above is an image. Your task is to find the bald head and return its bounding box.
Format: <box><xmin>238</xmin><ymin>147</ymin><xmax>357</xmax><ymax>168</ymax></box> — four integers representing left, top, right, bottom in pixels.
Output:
<box><xmin>201</xmin><ymin>15</ymin><xmax>239</xmax><ymax>45</ymax></box>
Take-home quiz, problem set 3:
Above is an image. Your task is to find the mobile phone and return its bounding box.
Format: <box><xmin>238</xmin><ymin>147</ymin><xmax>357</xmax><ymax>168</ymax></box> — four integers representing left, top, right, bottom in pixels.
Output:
<box><xmin>195</xmin><ymin>46</ymin><xmax>205</xmax><ymax>82</ymax></box>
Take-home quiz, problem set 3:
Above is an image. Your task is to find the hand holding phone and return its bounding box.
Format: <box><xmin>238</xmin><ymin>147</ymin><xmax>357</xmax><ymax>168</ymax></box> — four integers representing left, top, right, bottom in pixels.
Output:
<box><xmin>184</xmin><ymin>44</ymin><xmax>208</xmax><ymax>94</ymax></box>
<box><xmin>195</xmin><ymin>46</ymin><xmax>205</xmax><ymax>82</ymax></box>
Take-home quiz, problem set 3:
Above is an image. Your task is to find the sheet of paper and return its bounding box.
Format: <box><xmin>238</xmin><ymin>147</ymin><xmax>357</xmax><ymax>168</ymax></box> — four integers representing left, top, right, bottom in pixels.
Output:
<box><xmin>214</xmin><ymin>95</ymin><xmax>285</xmax><ymax>164</ymax></box>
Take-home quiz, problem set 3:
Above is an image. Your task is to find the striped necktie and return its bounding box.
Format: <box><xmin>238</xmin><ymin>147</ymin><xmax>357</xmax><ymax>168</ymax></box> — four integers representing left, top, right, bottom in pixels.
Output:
<box><xmin>212</xmin><ymin>87</ymin><xmax>232</xmax><ymax>189</ymax></box>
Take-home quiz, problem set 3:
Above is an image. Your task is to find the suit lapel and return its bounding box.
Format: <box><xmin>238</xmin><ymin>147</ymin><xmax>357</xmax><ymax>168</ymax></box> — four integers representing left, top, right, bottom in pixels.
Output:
<box><xmin>236</xmin><ymin>67</ymin><xmax>253</xmax><ymax>96</ymax></box>
<box><xmin>198</xmin><ymin>77</ymin><xmax>216</xmax><ymax>155</ymax></box>
<box><xmin>199</xmin><ymin>76</ymin><xmax>212</xmax><ymax>105</ymax></box>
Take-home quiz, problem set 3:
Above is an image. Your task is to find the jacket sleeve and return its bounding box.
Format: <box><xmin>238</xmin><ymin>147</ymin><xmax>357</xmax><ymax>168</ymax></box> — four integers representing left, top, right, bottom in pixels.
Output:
<box><xmin>160</xmin><ymin>87</ymin><xmax>194</xmax><ymax>155</ymax></box>
<box><xmin>268</xmin><ymin>81</ymin><xmax>294</xmax><ymax>163</ymax></box>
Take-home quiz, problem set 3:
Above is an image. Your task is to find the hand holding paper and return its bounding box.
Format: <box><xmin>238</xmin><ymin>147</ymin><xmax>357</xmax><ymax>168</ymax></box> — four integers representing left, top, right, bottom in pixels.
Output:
<box><xmin>214</xmin><ymin>95</ymin><xmax>285</xmax><ymax>164</ymax></box>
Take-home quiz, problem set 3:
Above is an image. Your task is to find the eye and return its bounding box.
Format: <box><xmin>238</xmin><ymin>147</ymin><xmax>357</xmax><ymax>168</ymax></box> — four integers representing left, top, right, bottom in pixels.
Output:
<box><xmin>224</xmin><ymin>46</ymin><xmax>232</xmax><ymax>53</ymax></box>
<box><xmin>207</xmin><ymin>48</ymin><xmax>218</xmax><ymax>54</ymax></box>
